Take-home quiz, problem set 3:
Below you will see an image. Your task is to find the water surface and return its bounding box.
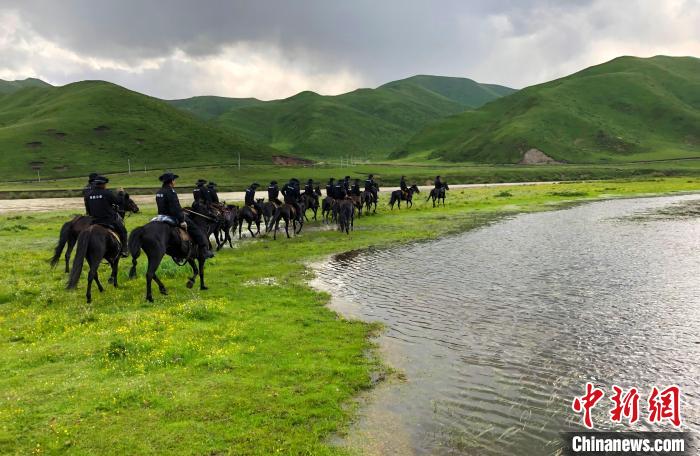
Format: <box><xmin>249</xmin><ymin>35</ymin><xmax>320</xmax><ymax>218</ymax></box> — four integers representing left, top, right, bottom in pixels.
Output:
<box><xmin>315</xmin><ymin>194</ymin><xmax>700</xmax><ymax>455</ymax></box>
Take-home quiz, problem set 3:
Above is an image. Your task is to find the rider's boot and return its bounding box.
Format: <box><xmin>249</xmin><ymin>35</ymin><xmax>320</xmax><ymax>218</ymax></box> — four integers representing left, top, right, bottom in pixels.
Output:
<box><xmin>201</xmin><ymin>245</ymin><xmax>215</xmax><ymax>259</ymax></box>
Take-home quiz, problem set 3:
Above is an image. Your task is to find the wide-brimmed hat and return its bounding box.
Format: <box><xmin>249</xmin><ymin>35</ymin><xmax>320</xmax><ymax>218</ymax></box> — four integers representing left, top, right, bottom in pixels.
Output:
<box><xmin>159</xmin><ymin>172</ymin><xmax>179</xmax><ymax>183</ymax></box>
<box><xmin>207</xmin><ymin>181</ymin><xmax>217</xmax><ymax>186</ymax></box>
<box><xmin>93</xmin><ymin>175</ymin><xmax>109</xmax><ymax>184</ymax></box>
<box><xmin>345</xmin><ymin>176</ymin><xmax>350</xmax><ymax>179</ymax></box>
<box><xmin>291</xmin><ymin>178</ymin><xmax>299</xmax><ymax>183</ymax></box>
<box><xmin>251</xmin><ymin>182</ymin><xmax>260</xmax><ymax>187</ymax></box>
<box><xmin>196</xmin><ymin>179</ymin><xmax>207</xmax><ymax>185</ymax></box>
<box><xmin>88</xmin><ymin>172</ymin><xmax>99</xmax><ymax>183</ymax></box>
<box><xmin>270</xmin><ymin>180</ymin><xmax>277</xmax><ymax>185</ymax></box>
<box><xmin>329</xmin><ymin>177</ymin><xmax>335</xmax><ymax>181</ymax></box>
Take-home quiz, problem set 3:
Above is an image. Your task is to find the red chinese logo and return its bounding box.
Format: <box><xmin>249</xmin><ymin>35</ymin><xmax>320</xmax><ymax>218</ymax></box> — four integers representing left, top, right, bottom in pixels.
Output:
<box><xmin>610</xmin><ymin>385</ymin><xmax>640</xmax><ymax>424</ymax></box>
<box><xmin>572</xmin><ymin>382</ymin><xmax>605</xmax><ymax>429</ymax></box>
<box><xmin>648</xmin><ymin>385</ymin><xmax>682</xmax><ymax>427</ymax></box>
<box><xmin>573</xmin><ymin>384</ymin><xmax>683</xmax><ymax>429</ymax></box>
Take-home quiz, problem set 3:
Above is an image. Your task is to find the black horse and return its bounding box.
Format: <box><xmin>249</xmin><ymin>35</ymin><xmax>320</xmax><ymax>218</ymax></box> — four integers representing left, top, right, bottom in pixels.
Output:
<box><xmin>51</xmin><ymin>190</ymin><xmax>139</xmax><ymax>272</ymax></box>
<box><xmin>271</xmin><ymin>202</ymin><xmax>305</xmax><ymax>240</ymax></box>
<box><xmin>66</xmin><ymin>225</ymin><xmax>122</xmax><ymax>303</ymax></box>
<box><xmin>362</xmin><ymin>183</ymin><xmax>379</xmax><ymax>215</ymax></box>
<box><xmin>128</xmin><ymin>218</ymin><xmax>211</xmax><ymax>302</ymax></box>
<box><xmin>238</xmin><ymin>205</ymin><xmax>261</xmax><ymax>238</ymax></box>
<box><xmin>215</xmin><ymin>204</ymin><xmax>239</xmax><ymax>250</ymax></box>
<box><xmin>389</xmin><ymin>184</ymin><xmax>420</xmax><ymax>210</ymax></box>
<box><xmin>261</xmin><ymin>200</ymin><xmax>278</xmax><ymax>230</ymax></box>
<box><xmin>337</xmin><ymin>199</ymin><xmax>355</xmax><ymax>234</ymax></box>
<box><xmin>301</xmin><ymin>192</ymin><xmax>319</xmax><ymax>221</ymax></box>
<box><xmin>427</xmin><ymin>183</ymin><xmax>450</xmax><ymax>207</ymax></box>
<box><xmin>321</xmin><ymin>196</ymin><xmax>336</xmax><ymax>224</ymax></box>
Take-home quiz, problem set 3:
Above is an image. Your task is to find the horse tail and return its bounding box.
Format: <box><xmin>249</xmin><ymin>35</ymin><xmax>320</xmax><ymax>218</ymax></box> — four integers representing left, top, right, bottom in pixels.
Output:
<box><xmin>128</xmin><ymin>226</ymin><xmax>144</xmax><ymax>257</ymax></box>
<box><xmin>67</xmin><ymin>228</ymin><xmax>91</xmax><ymax>289</ymax></box>
<box><xmin>50</xmin><ymin>221</ymin><xmax>71</xmax><ymax>267</ymax></box>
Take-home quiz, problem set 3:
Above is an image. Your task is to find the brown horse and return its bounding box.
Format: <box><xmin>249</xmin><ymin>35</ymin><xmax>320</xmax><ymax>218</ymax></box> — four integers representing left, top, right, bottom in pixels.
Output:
<box><xmin>271</xmin><ymin>202</ymin><xmax>305</xmax><ymax>240</ymax></box>
<box><xmin>66</xmin><ymin>225</ymin><xmax>122</xmax><ymax>303</ymax></box>
<box><xmin>51</xmin><ymin>190</ymin><xmax>139</xmax><ymax>272</ymax></box>
<box><xmin>238</xmin><ymin>205</ymin><xmax>261</xmax><ymax>238</ymax></box>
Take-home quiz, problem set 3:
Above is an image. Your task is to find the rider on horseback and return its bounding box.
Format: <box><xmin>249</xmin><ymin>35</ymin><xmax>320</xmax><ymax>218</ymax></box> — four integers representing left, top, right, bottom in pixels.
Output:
<box><xmin>83</xmin><ymin>172</ymin><xmax>99</xmax><ymax>214</ymax></box>
<box><xmin>434</xmin><ymin>175</ymin><xmax>443</xmax><ymax>190</ymax></box>
<box><xmin>365</xmin><ymin>174</ymin><xmax>378</xmax><ymax>203</ymax></box>
<box><xmin>351</xmin><ymin>179</ymin><xmax>361</xmax><ymax>196</ymax></box>
<box><xmin>400</xmin><ymin>175</ymin><xmax>408</xmax><ymax>200</ymax></box>
<box><xmin>192</xmin><ymin>179</ymin><xmax>213</xmax><ymax>214</ymax></box>
<box><xmin>86</xmin><ymin>175</ymin><xmax>128</xmax><ymax>257</ymax></box>
<box><xmin>282</xmin><ymin>178</ymin><xmax>302</xmax><ymax>220</ymax></box>
<box><xmin>333</xmin><ymin>178</ymin><xmax>347</xmax><ymax>200</ymax></box>
<box><xmin>245</xmin><ymin>182</ymin><xmax>263</xmax><ymax>216</ymax></box>
<box><xmin>267</xmin><ymin>180</ymin><xmax>282</xmax><ymax>206</ymax></box>
<box><xmin>207</xmin><ymin>181</ymin><xmax>220</xmax><ymax>204</ymax></box>
<box><xmin>343</xmin><ymin>176</ymin><xmax>351</xmax><ymax>194</ymax></box>
<box><xmin>304</xmin><ymin>179</ymin><xmax>314</xmax><ymax>196</ymax></box>
<box><xmin>325</xmin><ymin>178</ymin><xmax>335</xmax><ymax>197</ymax></box>
<box><xmin>157</xmin><ymin>172</ymin><xmax>214</xmax><ymax>259</ymax></box>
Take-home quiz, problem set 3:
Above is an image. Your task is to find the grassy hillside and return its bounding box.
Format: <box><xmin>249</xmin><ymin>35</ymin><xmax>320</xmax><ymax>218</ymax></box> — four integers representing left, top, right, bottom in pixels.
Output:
<box><xmin>176</xmin><ymin>76</ymin><xmax>514</xmax><ymax>160</ymax></box>
<box><xmin>0</xmin><ymin>77</ymin><xmax>52</xmax><ymax>94</ymax></box>
<box><xmin>168</xmin><ymin>96</ymin><xmax>265</xmax><ymax>120</ymax></box>
<box><xmin>0</xmin><ymin>81</ymin><xmax>273</xmax><ymax>180</ymax></box>
<box><xmin>405</xmin><ymin>56</ymin><xmax>700</xmax><ymax>163</ymax></box>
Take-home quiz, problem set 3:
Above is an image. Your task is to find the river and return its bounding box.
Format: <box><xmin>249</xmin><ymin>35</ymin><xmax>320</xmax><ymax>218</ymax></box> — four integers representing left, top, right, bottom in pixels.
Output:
<box><xmin>314</xmin><ymin>194</ymin><xmax>700</xmax><ymax>455</ymax></box>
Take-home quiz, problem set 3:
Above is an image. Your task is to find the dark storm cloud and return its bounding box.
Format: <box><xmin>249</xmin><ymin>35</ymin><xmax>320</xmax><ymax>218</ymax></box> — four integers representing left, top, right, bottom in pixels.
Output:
<box><xmin>1</xmin><ymin>0</ymin><xmax>698</xmax><ymax>98</ymax></box>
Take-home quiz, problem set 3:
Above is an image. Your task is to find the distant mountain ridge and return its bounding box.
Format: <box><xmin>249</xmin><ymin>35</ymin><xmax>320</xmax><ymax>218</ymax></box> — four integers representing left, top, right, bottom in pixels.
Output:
<box><xmin>169</xmin><ymin>75</ymin><xmax>516</xmax><ymax>160</ymax></box>
<box><xmin>403</xmin><ymin>56</ymin><xmax>700</xmax><ymax>163</ymax></box>
<box><xmin>0</xmin><ymin>77</ymin><xmax>52</xmax><ymax>94</ymax></box>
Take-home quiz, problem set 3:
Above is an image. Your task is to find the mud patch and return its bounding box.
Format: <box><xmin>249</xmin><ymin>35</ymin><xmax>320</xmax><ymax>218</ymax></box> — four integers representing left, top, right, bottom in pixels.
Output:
<box><xmin>272</xmin><ymin>155</ymin><xmax>315</xmax><ymax>166</ymax></box>
<box><xmin>518</xmin><ymin>148</ymin><xmax>562</xmax><ymax>165</ymax></box>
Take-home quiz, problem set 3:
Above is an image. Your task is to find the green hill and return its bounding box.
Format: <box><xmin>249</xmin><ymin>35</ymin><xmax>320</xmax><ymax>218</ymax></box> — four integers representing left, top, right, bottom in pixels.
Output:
<box><xmin>0</xmin><ymin>78</ymin><xmax>52</xmax><ymax>94</ymax></box>
<box><xmin>0</xmin><ymin>81</ymin><xmax>273</xmax><ymax>180</ymax></box>
<box><xmin>168</xmin><ymin>96</ymin><xmax>265</xmax><ymax>120</ymax></box>
<box><xmin>404</xmin><ymin>56</ymin><xmax>700</xmax><ymax>163</ymax></box>
<box><xmin>173</xmin><ymin>75</ymin><xmax>514</xmax><ymax>160</ymax></box>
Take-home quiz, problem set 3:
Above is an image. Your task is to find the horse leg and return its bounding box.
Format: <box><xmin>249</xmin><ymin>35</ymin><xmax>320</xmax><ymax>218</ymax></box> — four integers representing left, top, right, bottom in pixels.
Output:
<box><xmin>247</xmin><ymin>220</ymin><xmax>256</xmax><ymax>238</ymax></box>
<box><xmin>198</xmin><ymin>257</ymin><xmax>207</xmax><ymax>290</ymax></box>
<box><xmin>64</xmin><ymin>238</ymin><xmax>75</xmax><ymax>273</ymax></box>
<box><xmin>285</xmin><ymin>218</ymin><xmax>290</xmax><ymax>238</ymax></box>
<box><xmin>238</xmin><ymin>219</ymin><xmax>243</xmax><ymax>239</ymax></box>
<box><xmin>145</xmin><ymin>252</ymin><xmax>165</xmax><ymax>302</ymax></box>
<box><xmin>186</xmin><ymin>258</ymin><xmax>198</xmax><ymax>289</ymax></box>
<box><xmin>111</xmin><ymin>258</ymin><xmax>119</xmax><ymax>288</ymax></box>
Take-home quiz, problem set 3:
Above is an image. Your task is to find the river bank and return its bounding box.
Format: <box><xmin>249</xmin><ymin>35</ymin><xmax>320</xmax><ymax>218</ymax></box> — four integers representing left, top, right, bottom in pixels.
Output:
<box><xmin>0</xmin><ymin>178</ymin><xmax>698</xmax><ymax>454</ymax></box>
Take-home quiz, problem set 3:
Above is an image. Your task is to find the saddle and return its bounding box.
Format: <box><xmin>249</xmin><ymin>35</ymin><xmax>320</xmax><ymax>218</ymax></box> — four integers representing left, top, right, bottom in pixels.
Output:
<box><xmin>248</xmin><ymin>206</ymin><xmax>258</xmax><ymax>217</ymax></box>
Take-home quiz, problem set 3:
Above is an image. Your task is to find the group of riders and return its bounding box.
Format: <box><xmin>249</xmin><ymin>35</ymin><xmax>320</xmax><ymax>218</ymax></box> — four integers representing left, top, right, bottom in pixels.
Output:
<box><xmin>81</xmin><ymin>170</ymin><xmax>449</xmax><ymax>261</ymax></box>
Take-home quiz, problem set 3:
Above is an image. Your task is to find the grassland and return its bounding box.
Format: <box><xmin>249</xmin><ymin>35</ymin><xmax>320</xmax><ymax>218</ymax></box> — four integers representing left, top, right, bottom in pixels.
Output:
<box><xmin>0</xmin><ymin>81</ymin><xmax>273</xmax><ymax>181</ymax></box>
<box><xmin>4</xmin><ymin>161</ymin><xmax>700</xmax><ymax>198</ymax></box>
<box><xmin>404</xmin><ymin>56</ymin><xmax>700</xmax><ymax>163</ymax></box>
<box><xmin>1</xmin><ymin>177</ymin><xmax>699</xmax><ymax>454</ymax></box>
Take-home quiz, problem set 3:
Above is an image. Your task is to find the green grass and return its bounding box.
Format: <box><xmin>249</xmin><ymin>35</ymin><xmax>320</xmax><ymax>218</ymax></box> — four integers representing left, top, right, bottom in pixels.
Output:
<box><xmin>186</xmin><ymin>76</ymin><xmax>513</xmax><ymax>160</ymax></box>
<box><xmin>405</xmin><ymin>56</ymin><xmax>700</xmax><ymax>163</ymax></box>
<box><xmin>5</xmin><ymin>161</ymin><xmax>700</xmax><ymax>197</ymax></box>
<box><xmin>1</xmin><ymin>177</ymin><xmax>699</xmax><ymax>454</ymax></box>
<box><xmin>0</xmin><ymin>81</ymin><xmax>273</xmax><ymax>181</ymax></box>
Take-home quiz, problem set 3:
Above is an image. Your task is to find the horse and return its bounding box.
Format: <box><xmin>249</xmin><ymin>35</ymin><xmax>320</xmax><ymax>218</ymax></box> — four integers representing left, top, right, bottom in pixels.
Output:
<box><xmin>427</xmin><ymin>183</ymin><xmax>450</xmax><ymax>207</ymax></box>
<box><xmin>271</xmin><ymin>202</ymin><xmax>305</xmax><ymax>240</ymax></box>
<box><xmin>128</xmin><ymin>217</ymin><xmax>211</xmax><ymax>303</ymax></box>
<box><xmin>261</xmin><ymin>200</ymin><xmax>278</xmax><ymax>231</ymax></box>
<box><xmin>389</xmin><ymin>184</ymin><xmax>420</xmax><ymax>210</ymax></box>
<box><xmin>215</xmin><ymin>204</ymin><xmax>239</xmax><ymax>250</ymax></box>
<box><xmin>349</xmin><ymin>194</ymin><xmax>363</xmax><ymax>217</ymax></box>
<box><xmin>51</xmin><ymin>190</ymin><xmax>139</xmax><ymax>273</ymax></box>
<box><xmin>301</xmin><ymin>192</ymin><xmax>319</xmax><ymax>221</ymax></box>
<box><xmin>66</xmin><ymin>225</ymin><xmax>122</xmax><ymax>303</ymax></box>
<box><xmin>321</xmin><ymin>196</ymin><xmax>336</xmax><ymax>224</ymax></box>
<box><xmin>362</xmin><ymin>185</ymin><xmax>378</xmax><ymax>215</ymax></box>
<box><xmin>238</xmin><ymin>205</ymin><xmax>261</xmax><ymax>238</ymax></box>
<box><xmin>337</xmin><ymin>199</ymin><xmax>355</xmax><ymax>235</ymax></box>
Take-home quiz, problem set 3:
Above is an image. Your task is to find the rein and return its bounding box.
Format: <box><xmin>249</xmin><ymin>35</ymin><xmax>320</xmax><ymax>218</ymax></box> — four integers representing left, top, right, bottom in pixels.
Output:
<box><xmin>184</xmin><ymin>208</ymin><xmax>217</xmax><ymax>221</ymax></box>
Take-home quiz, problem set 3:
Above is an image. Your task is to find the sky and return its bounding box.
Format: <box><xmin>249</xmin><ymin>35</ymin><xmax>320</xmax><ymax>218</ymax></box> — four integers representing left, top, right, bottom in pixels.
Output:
<box><xmin>0</xmin><ymin>0</ymin><xmax>699</xmax><ymax>100</ymax></box>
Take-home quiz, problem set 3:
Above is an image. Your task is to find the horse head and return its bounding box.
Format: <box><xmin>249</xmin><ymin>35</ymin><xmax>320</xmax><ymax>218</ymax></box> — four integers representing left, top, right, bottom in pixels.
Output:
<box><xmin>411</xmin><ymin>184</ymin><xmax>420</xmax><ymax>194</ymax></box>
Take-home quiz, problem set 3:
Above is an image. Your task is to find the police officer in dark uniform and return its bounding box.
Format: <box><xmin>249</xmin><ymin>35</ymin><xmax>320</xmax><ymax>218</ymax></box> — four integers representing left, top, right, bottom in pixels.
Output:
<box><xmin>333</xmin><ymin>178</ymin><xmax>346</xmax><ymax>200</ymax></box>
<box><xmin>434</xmin><ymin>175</ymin><xmax>443</xmax><ymax>191</ymax></box>
<box><xmin>267</xmin><ymin>180</ymin><xmax>281</xmax><ymax>206</ymax></box>
<box><xmin>86</xmin><ymin>175</ymin><xmax>128</xmax><ymax>257</ymax></box>
<box><xmin>325</xmin><ymin>178</ymin><xmax>335</xmax><ymax>197</ymax></box>
<box><xmin>351</xmin><ymin>179</ymin><xmax>361</xmax><ymax>196</ymax></box>
<box><xmin>207</xmin><ymin>181</ymin><xmax>220</xmax><ymax>204</ymax></box>
<box><xmin>343</xmin><ymin>176</ymin><xmax>351</xmax><ymax>194</ymax></box>
<box><xmin>304</xmin><ymin>179</ymin><xmax>314</xmax><ymax>196</ymax></box>
<box><xmin>400</xmin><ymin>175</ymin><xmax>408</xmax><ymax>199</ymax></box>
<box><xmin>365</xmin><ymin>174</ymin><xmax>378</xmax><ymax>202</ymax></box>
<box><xmin>282</xmin><ymin>178</ymin><xmax>302</xmax><ymax>219</ymax></box>
<box><xmin>193</xmin><ymin>179</ymin><xmax>207</xmax><ymax>204</ymax></box>
<box><xmin>156</xmin><ymin>172</ymin><xmax>214</xmax><ymax>259</ymax></box>
<box><xmin>266</xmin><ymin>180</ymin><xmax>280</xmax><ymax>205</ymax></box>
<box><xmin>245</xmin><ymin>182</ymin><xmax>263</xmax><ymax>216</ymax></box>
<box><xmin>83</xmin><ymin>172</ymin><xmax>99</xmax><ymax>214</ymax></box>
